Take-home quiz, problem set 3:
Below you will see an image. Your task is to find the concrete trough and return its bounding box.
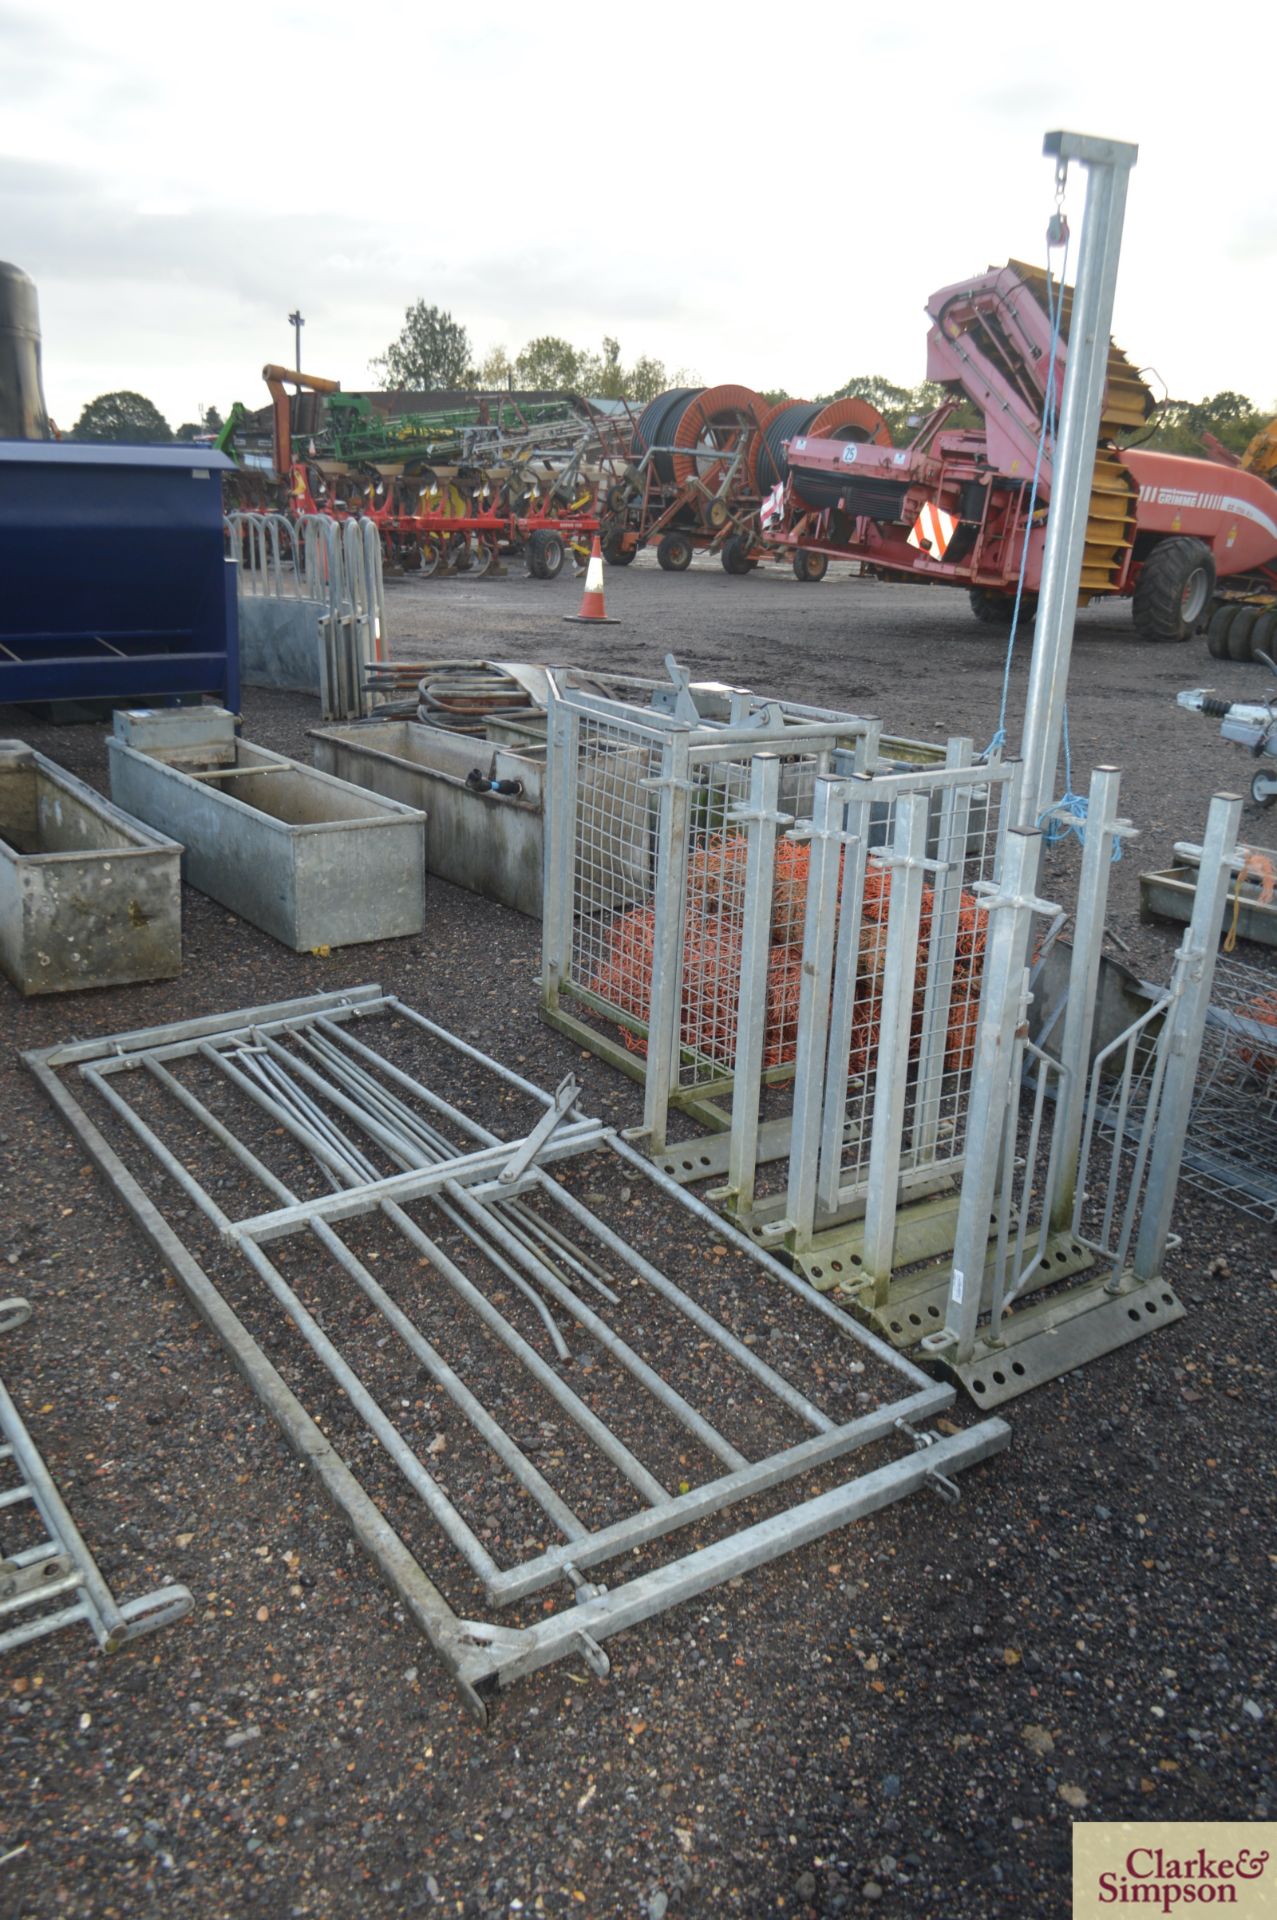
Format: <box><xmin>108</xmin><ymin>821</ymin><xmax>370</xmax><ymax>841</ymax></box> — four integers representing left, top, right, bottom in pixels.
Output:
<box><xmin>0</xmin><ymin>740</ymin><xmax>181</xmax><ymax>995</ymax></box>
<box><xmin>108</xmin><ymin>710</ymin><xmax>425</xmax><ymax>952</ymax></box>
<box><xmin>309</xmin><ymin>719</ymin><xmax>547</xmax><ymax>918</ymax></box>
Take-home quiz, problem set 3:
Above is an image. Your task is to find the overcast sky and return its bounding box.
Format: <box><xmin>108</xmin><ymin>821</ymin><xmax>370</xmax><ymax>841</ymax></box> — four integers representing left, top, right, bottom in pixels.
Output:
<box><xmin>5</xmin><ymin>1</ymin><xmax>1276</xmax><ymax>432</ymax></box>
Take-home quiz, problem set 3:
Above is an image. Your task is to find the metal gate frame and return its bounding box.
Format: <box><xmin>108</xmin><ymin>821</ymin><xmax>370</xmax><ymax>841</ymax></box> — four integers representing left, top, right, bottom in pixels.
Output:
<box><xmin>0</xmin><ymin>1298</ymin><xmax>192</xmax><ymax>1657</ymax></box>
<box><xmin>27</xmin><ymin>987</ymin><xmax>1009</xmax><ymax>1722</ymax></box>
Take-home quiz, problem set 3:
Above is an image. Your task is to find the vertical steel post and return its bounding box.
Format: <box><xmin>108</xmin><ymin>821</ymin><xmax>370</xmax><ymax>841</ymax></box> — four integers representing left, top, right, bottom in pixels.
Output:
<box><xmin>1047</xmin><ymin>765</ymin><xmax>1126</xmax><ymax>1231</ymax></box>
<box><xmin>783</xmin><ymin>778</ymin><xmax>851</xmax><ymax>1251</ymax></box>
<box><xmin>861</xmin><ymin>792</ymin><xmax>932</xmax><ymax>1297</ymax></box>
<box><xmin>1017</xmin><ymin>131</ymin><xmax>1139</xmax><ymax>829</ymax></box>
<box><xmin>815</xmin><ymin>782</ymin><xmax>874</xmax><ymax>1218</ymax></box>
<box><xmin>540</xmin><ymin>694</ymin><xmax>578</xmax><ymax>1017</ymax></box>
<box><xmin>912</xmin><ymin>739</ymin><xmax>975</xmax><ymax>1163</ymax></box>
<box><xmin>936</xmin><ymin>830</ymin><xmax>1053</xmax><ymax>1363</ymax></box>
<box><xmin>726</xmin><ymin>754</ymin><xmax>784</xmax><ymax>1217</ymax></box>
<box><xmin>1131</xmin><ymin>790</ymin><xmax>1242</xmax><ymax>1281</ymax></box>
<box><xmin>641</xmin><ymin>730</ymin><xmax>693</xmax><ymax>1154</ymax></box>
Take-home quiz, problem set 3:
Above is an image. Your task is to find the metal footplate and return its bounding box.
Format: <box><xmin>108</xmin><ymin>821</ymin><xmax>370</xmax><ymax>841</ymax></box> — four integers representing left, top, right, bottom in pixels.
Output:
<box><xmin>921</xmin><ymin>1269</ymin><xmax>1185</xmax><ymax>1409</ymax></box>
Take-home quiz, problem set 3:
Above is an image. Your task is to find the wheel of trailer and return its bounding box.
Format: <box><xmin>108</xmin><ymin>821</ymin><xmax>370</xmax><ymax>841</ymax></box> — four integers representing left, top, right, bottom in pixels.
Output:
<box><xmin>1133</xmin><ymin>537</ymin><xmax>1216</xmax><ymax>641</ymax></box>
<box><xmin>1251</xmin><ymin>768</ymin><xmax>1277</xmax><ymax>809</ymax></box>
<box><xmin>602</xmin><ymin>529</ymin><xmax>636</xmax><ymax>566</ymax></box>
<box><xmin>1248</xmin><ymin>609</ymin><xmax>1277</xmax><ymax>666</ymax></box>
<box><xmin>720</xmin><ymin>534</ymin><xmax>757</xmax><ymax>575</ymax></box>
<box><xmin>969</xmin><ymin>588</ymin><xmax>1016</xmax><ymax>624</ymax></box>
<box><xmin>657</xmin><ymin>531</ymin><xmax>694</xmax><ymax>572</ymax></box>
<box><xmin>527</xmin><ymin>529</ymin><xmax>565</xmax><ymax>580</ymax></box>
<box><xmin>794</xmin><ymin>549</ymin><xmax>828</xmax><ymax>583</ymax></box>
<box><xmin>1227</xmin><ymin>606</ymin><xmax>1261</xmax><ymax>661</ymax></box>
<box><xmin>1206</xmin><ymin>603</ymin><xmax>1240</xmax><ymax>659</ymax></box>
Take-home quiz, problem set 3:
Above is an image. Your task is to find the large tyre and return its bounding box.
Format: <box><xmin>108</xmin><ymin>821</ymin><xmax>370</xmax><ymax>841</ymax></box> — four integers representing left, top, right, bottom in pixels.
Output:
<box><xmin>721</xmin><ymin>534</ymin><xmax>757</xmax><ymax>575</ymax></box>
<box><xmin>1132</xmin><ymin>537</ymin><xmax>1216</xmax><ymax>641</ymax></box>
<box><xmin>794</xmin><ymin>548</ymin><xmax>828</xmax><ymax>583</ymax></box>
<box><xmin>601</xmin><ymin>530</ymin><xmax>637</xmax><ymax>566</ymax></box>
<box><xmin>1249</xmin><ymin>609</ymin><xmax>1277</xmax><ymax>665</ymax></box>
<box><xmin>527</xmin><ymin>529</ymin><xmax>565</xmax><ymax>580</ymax></box>
<box><xmin>1206</xmin><ymin>604</ymin><xmax>1240</xmax><ymax>659</ymax></box>
<box><xmin>657</xmin><ymin>531</ymin><xmax>694</xmax><ymax>573</ymax></box>
<box><xmin>969</xmin><ymin>588</ymin><xmax>1016</xmax><ymax>624</ymax></box>
<box><xmin>1227</xmin><ymin>607</ymin><xmax>1261</xmax><ymax>661</ymax></box>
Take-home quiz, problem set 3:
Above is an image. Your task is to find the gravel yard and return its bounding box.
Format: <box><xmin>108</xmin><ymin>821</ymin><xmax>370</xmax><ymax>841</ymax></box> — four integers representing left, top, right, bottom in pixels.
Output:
<box><xmin>1</xmin><ymin>557</ymin><xmax>1274</xmax><ymax>1920</ymax></box>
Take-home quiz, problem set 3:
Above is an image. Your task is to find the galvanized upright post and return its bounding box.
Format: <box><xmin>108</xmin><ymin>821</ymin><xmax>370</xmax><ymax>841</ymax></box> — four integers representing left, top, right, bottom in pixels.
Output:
<box><xmin>1131</xmin><ymin>791</ymin><xmax>1242</xmax><ymax>1281</ymax></box>
<box><xmin>861</xmin><ymin>792</ymin><xmax>932</xmax><ymax>1297</ymax></box>
<box><xmin>641</xmin><ymin>729</ymin><xmax>694</xmax><ymax>1154</ymax></box>
<box><xmin>1047</xmin><ymin>765</ymin><xmax>1128</xmax><ymax>1231</ymax></box>
<box><xmin>934</xmin><ymin>829</ymin><xmax>1054</xmax><ymax>1363</ymax></box>
<box><xmin>540</xmin><ymin>695</ymin><xmax>579</xmax><ymax>1018</ymax></box>
<box><xmin>1018</xmin><ymin>131</ymin><xmax>1139</xmax><ymax>829</ymax></box>
<box><xmin>783</xmin><ymin>777</ymin><xmax>851</xmax><ymax>1250</ymax></box>
<box><xmin>912</xmin><ymin>739</ymin><xmax>975</xmax><ymax>1163</ymax></box>
<box><xmin>726</xmin><ymin>755</ymin><xmax>785</xmax><ymax>1217</ymax></box>
<box><xmin>814</xmin><ymin>781</ymin><xmax>875</xmax><ymax>1219</ymax></box>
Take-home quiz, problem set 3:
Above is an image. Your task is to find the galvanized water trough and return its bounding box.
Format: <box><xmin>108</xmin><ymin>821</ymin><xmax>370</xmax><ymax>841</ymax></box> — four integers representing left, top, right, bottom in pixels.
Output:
<box><xmin>107</xmin><ymin>708</ymin><xmax>425</xmax><ymax>952</ymax></box>
<box><xmin>0</xmin><ymin>740</ymin><xmax>181</xmax><ymax>994</ymax></box>
<box><xmin>309</xmin><ymin>718</ymin><xmax>545</xmax><ymax>917</ymax></box>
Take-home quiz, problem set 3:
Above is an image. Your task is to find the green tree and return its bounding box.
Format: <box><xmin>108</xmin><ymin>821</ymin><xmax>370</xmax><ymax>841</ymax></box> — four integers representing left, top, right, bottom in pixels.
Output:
<box><xmin>371</xmin><ymin>302</ymin><xmax>472</xmax><ymax>390</ymax></box>
<box><xmin>514</xmin><ymin>335</ymin><xmax>587</xmax><ymax>391</ymax></box>
<box><xmin>473</xmin><ymin>345</ymin><xmax>515</xmax><ymax>390</ymax></box>
<box><xmin>72</xmin><ymin>390</ymin><xmax>172</xmax><ymax>443</ymax></box>
<box><xmin>627</xmin><ymin>354</ymin><xmax>669</xmax><ymax>405</ymax></box>
<box><xmin>1143</xmin><ymin>390</ymin><xmax>1264</xmax><ymax>457</ymax></box>
<box><xmin>174</xmin><ymin>420</ymin><xmax>203</xmax><ymax>441</ymax></box>
<box><xmin>203</xmin><ymin>404</ymin><xmax>224</xmax><ymax>433</ymax></box>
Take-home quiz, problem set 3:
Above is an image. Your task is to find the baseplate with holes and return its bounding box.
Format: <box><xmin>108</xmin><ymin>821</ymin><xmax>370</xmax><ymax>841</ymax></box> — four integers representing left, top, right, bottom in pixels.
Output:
<box><xmin>930</xmin><ymin>1269</ymin><xmax>1185</xmax><ymax>1408</ymax></box>
<box><xmin>27</xmin><ymin>985</ymin><xmax>1012</xmax><ymax>1723</ymax></box>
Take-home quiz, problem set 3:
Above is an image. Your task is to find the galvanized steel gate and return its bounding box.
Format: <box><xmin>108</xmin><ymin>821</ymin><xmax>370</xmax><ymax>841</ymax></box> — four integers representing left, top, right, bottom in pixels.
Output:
<box><xmin>28</xmin><ymin>988</ymin><xmax>1009</xmax><ymax>1720</ymax></box>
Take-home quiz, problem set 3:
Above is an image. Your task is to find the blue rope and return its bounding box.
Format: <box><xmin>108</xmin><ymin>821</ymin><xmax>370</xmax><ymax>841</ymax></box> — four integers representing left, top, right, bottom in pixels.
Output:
<box><xmin>1038</xmin><ymin>709</ymin><xmax>1122</xmax><ymax>859</ymax></box>
<box><xmin>980</xmin><ymin>235</ymin><xmax>1069</xmax><ymax>761</ymax></box>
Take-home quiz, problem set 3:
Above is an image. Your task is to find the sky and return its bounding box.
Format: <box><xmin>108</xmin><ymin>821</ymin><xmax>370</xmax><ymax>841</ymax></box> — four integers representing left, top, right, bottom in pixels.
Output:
<box><xmin>4</xmin><ymin>1</ymin><xmax>1277</xmax><ymax>433</ymax></box>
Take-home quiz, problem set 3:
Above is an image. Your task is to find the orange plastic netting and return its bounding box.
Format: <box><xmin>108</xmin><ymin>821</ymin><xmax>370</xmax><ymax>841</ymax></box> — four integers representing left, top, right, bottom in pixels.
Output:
<box><xmin>590</xmin><ymin>833</ymin><xmax>988</xmax><ymax>1079</ymax></box>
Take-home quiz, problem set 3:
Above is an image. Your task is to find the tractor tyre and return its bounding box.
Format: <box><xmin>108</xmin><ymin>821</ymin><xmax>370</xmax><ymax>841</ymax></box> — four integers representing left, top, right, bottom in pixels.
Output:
<box><xmin>1206</xmin><ymin>604</ymin><xmax>1240</xmax><ymax>659</ymax></box>
<box><xmin>969</xmin><ymin>588</ymin><xmax>1016</xmax><ymax>624</ymax></box>
<box><xmin>527</xmin><ymin>529</ymin><xmax>565</xmax><ymax>580</ymax></box>
<box><xmin>601</xmin><ymin>530</ymin><xmax>636</xmax><ymax>566</ymax></box>
<box><xmin>794</xmin><ymin>549</ymin><xmax>829</xmax><ymax>583</ymax></box>
<box><xmin>1227</xmin><ymin>607</ymin><xmax>1261</xmax><ymax>662</ymax></box>
<box><xmin>720</xmin><ymin>534</ymin><xmax>757</xmax><ymax>575</ymax></box>
<box><xmin>657</xmin><ymin>531</ymin><xmax>694</xmax><ymax>573</ymax></box>
<box><xmin>1249</xmin><ymin>609</ymin><xmax>1277</xmax><ymax>666</ymax></box>
<box><xmin>1132</xmin><ymin>537</ymin><xmax>1216</xmax><ymax>641</ymax></box>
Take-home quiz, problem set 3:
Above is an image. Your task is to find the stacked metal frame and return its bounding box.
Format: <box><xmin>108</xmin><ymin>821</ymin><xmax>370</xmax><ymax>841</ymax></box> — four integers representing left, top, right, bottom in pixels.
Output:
<box><xmin>540</xmin><ymin>664</ymin><xmax>888</xmax><ymax>1150</ymax></box>
<box><xmin>26</xmin><ymin>988</ymin><xmax>1009</xmax><ymax>1720</ymax></box>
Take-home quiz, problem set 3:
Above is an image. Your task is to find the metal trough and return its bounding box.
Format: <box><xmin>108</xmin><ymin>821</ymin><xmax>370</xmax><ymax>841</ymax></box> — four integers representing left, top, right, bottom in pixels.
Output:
<box><xmin>0</xmin><ymin>741</ymin><xmax>181</xmax><ymax>994</ymax></box>
<box><xmin>107</xmin><ymin>710</ymin><xmax>425</xmax><ymax>952</ymax></box>
<box><xmin>309</xmin><ymin>718</ymin><xmax>545</xmax><ymax>917</ymax></box>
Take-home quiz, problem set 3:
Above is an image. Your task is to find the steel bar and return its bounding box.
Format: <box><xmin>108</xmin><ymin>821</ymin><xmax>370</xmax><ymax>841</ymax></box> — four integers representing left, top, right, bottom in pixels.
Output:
<box><xmin>1133</xmin><ymin>791</ymin><xmax>1243</xmax><ymax>1279</ymax></box>
<box><xmin>783</xmin><ymin>778</ymin><xmax>851</xmax><ymax>1248</ymax></box>
<box><xmin>862</xmin><ymin>792</ymin><xmax>932</xmax><ymax>1292</ymax></box>
<box><xmin>912</xmin><ymin>739</ymin><xmax>975</xmax><ymax>1161</ymax></box>
<box><xmin>1017</xmin><ymin>132</ymin><xmax>1139</xmax><ymax>827</ymax></box>
<box><xmin>815</xmin><ymin>783</ymin><xmax>873</xmax><ymax>1219</ymax></box>
<box><xmin>727</xmin><ymin>754</ymin><xmax>784</xmax><ymax>1215</ymax></box>
<box><xmin>642</xmin><ymin>729</ymin><xmax>694</xmax><ymax>1153</ymax></box>
<box><xmin>1047</xmin><ymin>767</ymin><xmax>1126</xmax><ymax>1230</ymax></box>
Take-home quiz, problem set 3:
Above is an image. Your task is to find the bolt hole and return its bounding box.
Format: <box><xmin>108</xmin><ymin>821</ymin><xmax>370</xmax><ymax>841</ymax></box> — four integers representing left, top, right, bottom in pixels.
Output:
<box><xmin>908</xmin><ymin>1313</ymin><xmax>921</xmax><ymax>1327</ymax></box>
<box><xmin>992</xmin><ymin>1370</ymin><xmax>1006</xmax><ymax>1386</ymax></box>
<box><xmin>1011</xmin><ymin>1361</ymin><xmax>1026</xmax><ymax>1376</ymax></box>
<box><xmin>811</xmin><ymin>1267</ymin><xmax>823</xmax><ymax>1279</ymax></box>
<box><xmin>972</xmin><ymin>1379</ymin><xmax>986</xmax><ymax>1394</ymax></box>
<box><xmin>851</xmin><ymin>1255</ymin><xmax>862</xmax><ymax>1267</ymax></box>
<box><xmin>927</xmin><ymin>1304</ymin><xmax>941</xmax><ymax>1318</ymax></box>
<box><xmin>1145</xmin><ymin>1300</ymin><xmax>1158</xmax><ymax>1315</ymax></box>
<box><xmin>1127</xmin><ymin>1308</ymin><xmax>1141</xmax><ymax>1322</ymax></box>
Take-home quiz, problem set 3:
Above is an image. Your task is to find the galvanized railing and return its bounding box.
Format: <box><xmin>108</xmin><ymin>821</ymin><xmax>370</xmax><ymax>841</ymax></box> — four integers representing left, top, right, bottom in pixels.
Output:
<box><xmin>225</xmin><ymin>511</ymin><xmax>384</xmax><ymax>719</ymax></box>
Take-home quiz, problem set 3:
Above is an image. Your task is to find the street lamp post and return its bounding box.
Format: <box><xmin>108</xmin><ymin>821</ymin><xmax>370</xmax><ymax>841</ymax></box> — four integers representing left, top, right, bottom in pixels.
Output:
<box><xmin>288</xmin><ymin>310</ymin><xmax>305</xmax><ymax>373</ymax></box>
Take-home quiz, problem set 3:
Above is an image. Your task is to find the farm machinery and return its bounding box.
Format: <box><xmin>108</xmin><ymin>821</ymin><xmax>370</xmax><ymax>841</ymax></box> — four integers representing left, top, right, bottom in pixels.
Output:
<box><xmin>595</xmin><ymin>387</ymin><xmax>891</xmax><ymax>575</ymax></box>
<box><xmin>750</xmin><ymin>260</ymin><xmax>1277</xmax><ymax>641</ymax></box>
<box><xmin>226</xmin><ymin>366</ymin><xmax>634</xmax><ymax>578</ymax></box>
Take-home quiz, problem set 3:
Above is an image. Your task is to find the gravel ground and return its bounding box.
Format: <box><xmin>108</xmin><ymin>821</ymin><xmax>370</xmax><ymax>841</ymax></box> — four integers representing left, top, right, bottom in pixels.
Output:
<box><xmin>1</xmin><ymin>559</ymin><xmax>1274</xmax><ymax>1920</ymax></box>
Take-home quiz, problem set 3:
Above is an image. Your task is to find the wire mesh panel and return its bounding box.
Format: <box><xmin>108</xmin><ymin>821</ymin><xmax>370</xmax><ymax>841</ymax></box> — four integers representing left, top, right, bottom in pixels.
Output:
<box><xmin>541</xmin><ymin>668</ymin><xmax>883</xmax><ymax>1148</ymax></box>
<box><xmin>1091</xmin><ymin>952</ymin><xmax>1277</xmax><ymax>1226</ymax></box>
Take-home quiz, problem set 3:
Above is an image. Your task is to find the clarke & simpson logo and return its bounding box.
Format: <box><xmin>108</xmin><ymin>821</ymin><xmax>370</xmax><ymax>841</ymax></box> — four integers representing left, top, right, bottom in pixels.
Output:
<box><xmin>1074</xmin><ymin>1825</ymin><xmax>1277</xmax><ymax>1918</ymax></box>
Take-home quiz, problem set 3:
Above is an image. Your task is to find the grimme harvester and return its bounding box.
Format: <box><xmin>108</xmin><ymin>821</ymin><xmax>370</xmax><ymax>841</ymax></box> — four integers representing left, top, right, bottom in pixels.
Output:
<box><xmin>227</xmin><ymin>366</ymin><xmax>634</xmax><ymax>578</ymax></box>
<box><xmin>595</xmin><ymin>387</ymin><xmax>891</xmax><ymax>576</ymax></box>
<box><xmin>754</xmin><ymin>261</ymin><xmax>1277</xmax><ymax>641</ymax></box>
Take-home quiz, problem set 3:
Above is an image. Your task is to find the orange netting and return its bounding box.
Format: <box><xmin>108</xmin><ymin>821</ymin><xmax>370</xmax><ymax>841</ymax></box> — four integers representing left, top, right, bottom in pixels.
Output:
<box><xmin>1237</xmin><ymin>989</ymin><xmax>1277</xmax><ymax>1076</ymax></box>
<box><xmin>590</xmin><ymin>831</ymin><xmax>989</xmax><ymax>1080</ymax></box>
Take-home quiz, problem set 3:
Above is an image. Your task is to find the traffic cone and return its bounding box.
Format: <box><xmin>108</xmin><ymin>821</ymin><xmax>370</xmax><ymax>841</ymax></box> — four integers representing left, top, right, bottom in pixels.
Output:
<box><xmin>564</xmin><ymin>534</ymin><xmax>620</xmax><ymax>625</ymax></box>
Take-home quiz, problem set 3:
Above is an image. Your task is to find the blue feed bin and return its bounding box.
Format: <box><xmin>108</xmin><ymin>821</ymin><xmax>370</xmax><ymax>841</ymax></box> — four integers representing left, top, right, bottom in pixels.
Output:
<box><xmin>0</xmin><ymin>441</ymin><xmax>239</xmax><ymax>710</ymax></box>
